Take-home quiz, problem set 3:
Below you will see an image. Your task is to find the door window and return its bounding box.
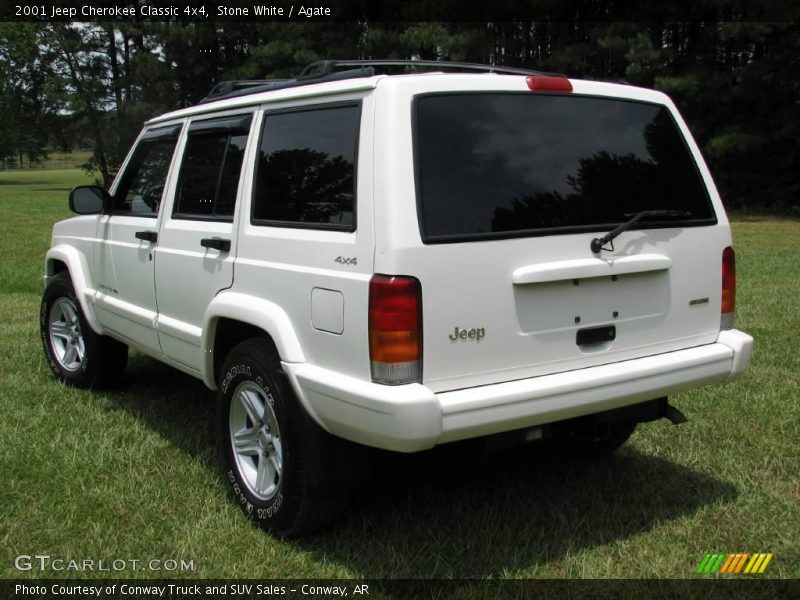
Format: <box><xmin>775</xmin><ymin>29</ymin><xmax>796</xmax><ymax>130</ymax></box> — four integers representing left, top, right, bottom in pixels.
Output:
<box><xmin>252</xmin><ymin>104</ymin><xmax>360</xmax><ymax>230</ymax></box>
<box><xmin>113</xmin><ymin>127</ymin><xmax>180</xmax><ymax>216</ymax></box>
<box><xmin>173</xmin><ymin>115</ymin><xmax>252</xmax><ymax>220</ymax></box>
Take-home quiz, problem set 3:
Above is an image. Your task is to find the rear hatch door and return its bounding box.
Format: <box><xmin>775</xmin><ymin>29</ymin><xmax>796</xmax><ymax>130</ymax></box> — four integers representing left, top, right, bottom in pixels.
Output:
<box><xmin>408</xmin><ymin>89</ymin><xmax>726</xmax><ymax>392</ymax></box>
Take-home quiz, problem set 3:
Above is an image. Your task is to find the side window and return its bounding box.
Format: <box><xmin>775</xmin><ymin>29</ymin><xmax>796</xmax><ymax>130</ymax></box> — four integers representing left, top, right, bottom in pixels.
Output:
<box><xmin>113</xmin><ymin>129</ymin><xmax>179</xmax><ymax>216</ymax></box>
<box><xmin>253</xmin><ymin>104</ymin><xmax>359</xmax><ymax>230</ymax></box>
<box><xmin>174</xmin><ymin>115</ymin><xmax>252</xmax><ymax>220</ymax></box>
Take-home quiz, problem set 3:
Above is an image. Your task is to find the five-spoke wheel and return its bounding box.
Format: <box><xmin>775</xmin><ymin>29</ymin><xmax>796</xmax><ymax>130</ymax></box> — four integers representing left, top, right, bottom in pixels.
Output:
<box><xmin>48</xmin><ymin>297</ymin><xmax>86</xmax><ymax>372</ymax></box>
<box><xmin>229</xmin><ymin>381</ymin><xmax>284</xmax><ymax>500</ymax></box>
<box><xmin>218</xmin><ymin>337</ymin><xmax>358</xmax><ymax>537</ymax></box>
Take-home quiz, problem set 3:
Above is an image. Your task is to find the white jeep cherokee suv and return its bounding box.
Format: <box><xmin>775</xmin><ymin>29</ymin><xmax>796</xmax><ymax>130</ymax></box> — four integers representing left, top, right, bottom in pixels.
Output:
<box><xmin>41</xmin><ymin>60</ymin><xmax>753</xmax><ymax>537</ymax></box>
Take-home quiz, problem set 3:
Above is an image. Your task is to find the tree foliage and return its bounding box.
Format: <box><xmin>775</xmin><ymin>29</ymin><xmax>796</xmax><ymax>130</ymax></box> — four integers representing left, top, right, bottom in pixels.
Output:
<box><xmin>0</xmin><ymin>23</ymin><xmax>62</xmax><ymax>165</ymax></box>
<box><xmin>0</xmin><ymin>18</ymin><xmax>796</xmax><ymax>210</ymax></box>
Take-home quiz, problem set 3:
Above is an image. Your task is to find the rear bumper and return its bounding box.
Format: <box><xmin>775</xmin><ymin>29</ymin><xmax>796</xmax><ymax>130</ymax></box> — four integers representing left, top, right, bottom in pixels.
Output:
<box><xmin>285</xmin><ymin>329</ymin><xmax>753</xmax><ymax>452</ymax></box>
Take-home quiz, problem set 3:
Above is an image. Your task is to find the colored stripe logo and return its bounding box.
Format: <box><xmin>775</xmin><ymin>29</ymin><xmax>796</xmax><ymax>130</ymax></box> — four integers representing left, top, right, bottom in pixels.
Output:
<box><xmin>696</xmin><ymin>553</ymin><xmax>773</xmax><ymax>574</ymax></box>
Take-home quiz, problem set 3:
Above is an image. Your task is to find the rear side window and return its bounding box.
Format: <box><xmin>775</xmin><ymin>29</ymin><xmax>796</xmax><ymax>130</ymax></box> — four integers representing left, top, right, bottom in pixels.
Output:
<box><xmin>252</xmin><ymin>104</ymin><xmax>359</xmax><ymax>230</ymax></box>
<box><xmin>174</xmin><ymin>115</ymin><xmax>252</xmax><ymax>220</ymax></box>
<box><xmin>415</xmin><ymin>93</ymin><xmax>716</xmax><ymax>242</ymax></box>
<box><xmin>113</xmin><ymin>128</ymin><xmax>179</xmax><ymax>215</ymax></box>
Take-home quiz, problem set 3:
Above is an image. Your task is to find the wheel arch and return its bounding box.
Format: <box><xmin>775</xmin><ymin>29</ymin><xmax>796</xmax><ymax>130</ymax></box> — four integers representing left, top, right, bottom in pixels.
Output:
<box><xmin>45</xmin><ymin>245</ymin><xmax>104</xmax><ymax>335</ymax></box>
<box><xmin>201</xmin><ymin>292</ymin><xmax>306</xmax><ymax>390</ymax></box>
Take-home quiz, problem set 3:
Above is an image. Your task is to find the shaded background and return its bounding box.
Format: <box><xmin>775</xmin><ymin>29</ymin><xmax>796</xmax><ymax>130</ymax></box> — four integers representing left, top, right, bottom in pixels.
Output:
<box><xmin>0</xmin><ymin>9</ymin><xmax>798</xmax><ymax>212</ymax></box>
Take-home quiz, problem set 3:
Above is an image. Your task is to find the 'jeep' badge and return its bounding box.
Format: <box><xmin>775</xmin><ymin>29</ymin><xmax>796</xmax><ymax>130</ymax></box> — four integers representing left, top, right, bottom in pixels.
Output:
<box><xmin>449</xmin><ymin>327</ymin><xmax>486</xmax><ymax>342</ymax></box>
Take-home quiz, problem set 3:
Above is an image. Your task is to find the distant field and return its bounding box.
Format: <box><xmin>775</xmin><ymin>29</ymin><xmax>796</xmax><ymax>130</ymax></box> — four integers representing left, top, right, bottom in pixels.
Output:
<box><xmin>45</xmin><ymin>150</ymin><xmax>93</xmax><ymax>162</ymax></box>
<box><xmin>1</xmin><ymin>169</ymin><xmax>798</xmax><ymax>583</ymax></box>
<box><xmin>3</xmin><ymin>150</ymin><xmax>93</xmax><ymax>171</ymax></box>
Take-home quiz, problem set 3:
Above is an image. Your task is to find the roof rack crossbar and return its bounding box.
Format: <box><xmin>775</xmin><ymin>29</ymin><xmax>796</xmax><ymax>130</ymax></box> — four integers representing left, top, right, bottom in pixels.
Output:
<box><xmin>201</xmin><ymin>78</ymin><xmax>293</xmax><ymax>103</ymax></box>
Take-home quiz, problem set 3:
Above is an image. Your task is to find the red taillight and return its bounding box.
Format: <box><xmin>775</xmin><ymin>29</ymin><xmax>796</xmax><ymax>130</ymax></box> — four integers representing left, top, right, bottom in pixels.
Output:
<box><xmin>721</xmin><ymin>246</ymin><xmax>736</xmax><ymax>329</ymax></box>
<box><xmin>526</xmin><ymin>75</ymin><xmax>573</xmax><ymax>93</ymax></box>
<box><xmin>369</xmin><ymin>275</ymin><xmax>422</xmax><ymax>385</ymax></box>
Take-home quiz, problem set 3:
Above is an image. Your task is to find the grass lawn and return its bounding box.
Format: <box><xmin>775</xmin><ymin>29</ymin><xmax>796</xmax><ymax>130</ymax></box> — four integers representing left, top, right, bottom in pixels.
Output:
<box><xmin>1</xmin><ymin>169</ymin><xmax>798</xmax><ymax>583</ymax></box>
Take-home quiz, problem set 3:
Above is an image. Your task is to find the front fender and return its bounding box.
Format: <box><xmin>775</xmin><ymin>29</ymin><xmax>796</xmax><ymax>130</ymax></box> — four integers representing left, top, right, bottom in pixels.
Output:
<box><xmin>201</xmin><ymin>291</ymin><xmax>306</xmax><ymax>389</ymax></box>
<box><xmin>45</xmin><ymin>245</ymin><xmax>104</xmax><ymax>335</ymax></box>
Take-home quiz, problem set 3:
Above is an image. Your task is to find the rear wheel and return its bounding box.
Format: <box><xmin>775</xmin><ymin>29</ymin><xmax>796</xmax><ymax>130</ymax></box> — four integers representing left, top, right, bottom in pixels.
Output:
<box><xmin>40</xmin><ymin>272</ymin><xmax>128</xmax><ymax>388</ymax></box>
<box><xmin>217</xmin><ymin>337</ymin><xmax>355</xmax><ymax>537</ymax></box>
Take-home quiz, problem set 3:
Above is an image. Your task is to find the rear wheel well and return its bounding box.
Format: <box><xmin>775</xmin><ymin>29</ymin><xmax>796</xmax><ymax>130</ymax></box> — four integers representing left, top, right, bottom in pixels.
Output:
<box><xmin>47</xmin><ymin>259</ymin><xmax>69</xmax><ymax>278</ymax></box>
<box><xmin>212</xmin><ymin>318</ymin><xmax>277</xmax><ymax>383</ymax></box>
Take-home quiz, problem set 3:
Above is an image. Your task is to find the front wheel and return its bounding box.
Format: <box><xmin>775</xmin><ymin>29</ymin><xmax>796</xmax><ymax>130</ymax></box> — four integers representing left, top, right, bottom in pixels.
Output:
<box><xmin>40</xmin><ymin>272</ymin><xmax>127</xmax><ymax>388</ymax></box>
<box><xmin>217</xmin><ymin>338</ymin><xmax>356</xmax><ymax>537</ymax></box>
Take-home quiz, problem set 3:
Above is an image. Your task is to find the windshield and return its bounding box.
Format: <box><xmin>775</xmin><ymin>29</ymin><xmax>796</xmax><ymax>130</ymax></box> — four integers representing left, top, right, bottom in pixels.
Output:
<box><xmin>414</xmin><ymin>93</ymin><xmax>716</xmax><ymax>242</ymax></box>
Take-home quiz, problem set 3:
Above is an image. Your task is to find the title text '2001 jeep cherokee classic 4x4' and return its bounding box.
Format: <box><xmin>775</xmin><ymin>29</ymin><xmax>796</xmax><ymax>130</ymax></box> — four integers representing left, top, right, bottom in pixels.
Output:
<box><xmin>41</xmin><ymin>60</ymin><xmax>753</xmax><ymax>537</ymax></box>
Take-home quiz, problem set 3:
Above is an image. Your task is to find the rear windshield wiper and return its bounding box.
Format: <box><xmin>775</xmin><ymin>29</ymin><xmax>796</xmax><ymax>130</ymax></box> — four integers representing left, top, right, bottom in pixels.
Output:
<box><xmin>590</xmin><ymin>210</ymin><xmax>692</xmax><ymax>254</ymax></box>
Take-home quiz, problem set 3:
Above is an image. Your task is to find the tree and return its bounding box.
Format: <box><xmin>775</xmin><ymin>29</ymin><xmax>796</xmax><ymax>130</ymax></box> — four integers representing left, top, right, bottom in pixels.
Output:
<box><xmin>0</xmin><ymin>23</ymin><xmax>60</xmax><ymax>165</ymax></box>
<box><xmin>0</xmin><ymin>16</ymin><xmax>796</xmax><ymax>210</ymax></box>
<box><xmin>43</xmin><ymin>24</ymin><xmax>115</xmax><ymax>184</ymax></box>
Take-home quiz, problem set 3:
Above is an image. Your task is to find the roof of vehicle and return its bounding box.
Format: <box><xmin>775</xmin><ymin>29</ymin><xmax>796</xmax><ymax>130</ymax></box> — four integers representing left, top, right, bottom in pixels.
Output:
<box><xmin>146</xmin><ymin>59</ymin><xmax>672</xmax><ymax>126</ymax></box>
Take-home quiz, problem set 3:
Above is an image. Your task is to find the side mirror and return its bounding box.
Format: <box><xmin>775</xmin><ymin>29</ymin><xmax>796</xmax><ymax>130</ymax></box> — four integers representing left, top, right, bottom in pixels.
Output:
<box><xmin>69</xmin><ymin>185</ymin><xmax>110</xmax><ymax>215</ymax></box>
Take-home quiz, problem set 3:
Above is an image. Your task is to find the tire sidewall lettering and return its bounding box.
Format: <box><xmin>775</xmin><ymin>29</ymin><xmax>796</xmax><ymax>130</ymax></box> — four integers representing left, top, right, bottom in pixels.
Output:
<box><xmin>257</xmin><ymin>492</ymin><xmax>283</xmax><ymax>520</ymax></box>
<box><xmin>220</xmin><ymin>364</ymin><xmax>251</xmax><ymax>394</ymax></box>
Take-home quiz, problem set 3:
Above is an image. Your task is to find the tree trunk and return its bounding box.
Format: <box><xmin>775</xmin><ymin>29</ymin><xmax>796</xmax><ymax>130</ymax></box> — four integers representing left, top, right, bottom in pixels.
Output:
<box><xmin>106</xmin><ymin>26</ymin><xmax>126</xmax><ymax>161</ymax></box>
<box><xmin>59</xmin><ymin>42</ymin><xmax>111</xmax><ymax>186</ymax></box>
<box><xmin>122</xmin><ymin>34</ymin><xmax>132</xmax><ymax>102</ymax></box>
<box><xmin>106</xmin><ymin>27</ymin><xmax>123</xmax><ymax>110</ymax></box>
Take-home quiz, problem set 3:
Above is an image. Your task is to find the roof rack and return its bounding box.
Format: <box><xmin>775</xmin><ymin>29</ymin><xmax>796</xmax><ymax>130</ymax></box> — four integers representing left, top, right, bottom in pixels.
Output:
<box><xmin>203</xmin><ymin>79</ymin><xmax>292</xmax><ymax>100</ymax></box>
<box><xmin>198</xmin><ymin>68</ymin><xmax>375</xmax><ymax>104</ymax></box>
<box><xmin>199</xmin><ymin>59</ymin><xmax>550</xmax><ymax>105</ymax></box>
<box><xmin>297</xmin><ymin>59</ymin><xmax>545</xmax><ymax>78</ymax></box>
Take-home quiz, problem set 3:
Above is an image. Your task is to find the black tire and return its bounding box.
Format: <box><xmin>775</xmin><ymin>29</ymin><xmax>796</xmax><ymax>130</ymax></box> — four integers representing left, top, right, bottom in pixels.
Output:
<box><xmin>551</xmin><ymin>420</ymin><xmax>637</xmax><ymax>458</ymax></box>
<box><xmin>217</xmin><ymin>337</ymin><xmax>355</xmax><ymax>537</ymax></box>
<box><xmin>40</xmin><ymin>272</ymin><xmax>128</xmax><ymax>389</ymax></box>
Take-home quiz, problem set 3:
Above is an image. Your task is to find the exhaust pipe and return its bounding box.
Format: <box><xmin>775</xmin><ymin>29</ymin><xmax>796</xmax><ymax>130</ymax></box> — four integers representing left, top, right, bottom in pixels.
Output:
<box><xmin>664</xmin><ymin>403</ymin><xmax>688</xmax><ymax>425</ymax></box>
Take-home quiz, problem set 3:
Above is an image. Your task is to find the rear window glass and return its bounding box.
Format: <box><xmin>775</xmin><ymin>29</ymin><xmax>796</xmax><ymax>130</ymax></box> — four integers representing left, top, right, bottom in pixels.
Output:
<box><xmin>415</xmin><ymin>93</ymin><xmax>715</xmax><ymax>242</ymax></box>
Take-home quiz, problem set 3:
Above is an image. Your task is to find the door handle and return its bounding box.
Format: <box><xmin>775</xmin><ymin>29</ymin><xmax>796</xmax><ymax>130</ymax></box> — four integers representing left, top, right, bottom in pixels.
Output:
<box><xmin>135</xmin><ymin>230</ymin><xmax>158</xmax><ymax>243</ymax></box>
<box><xmin>200</xmin><ymin>237</ymin><xmax>231</xmax><ymax>252</ymax></box>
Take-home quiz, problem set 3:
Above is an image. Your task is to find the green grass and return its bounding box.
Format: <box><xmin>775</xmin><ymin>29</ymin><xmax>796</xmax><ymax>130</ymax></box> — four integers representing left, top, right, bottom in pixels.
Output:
<box><xmin>1</xmin><ymin>169</ymin><xmax>798</xmax><ymax>582</ymax></box>
<box><xmin>0</xmin><ymin>170</ymin><xmax>95</xmax><ymax>296</ymax></box>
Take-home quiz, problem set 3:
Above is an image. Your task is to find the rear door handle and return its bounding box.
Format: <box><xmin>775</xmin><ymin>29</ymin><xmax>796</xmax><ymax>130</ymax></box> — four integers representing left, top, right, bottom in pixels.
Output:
<box><xmin>135</xmin><ymin>230</ymin><xmax>158</xmax><ymax>243</ymax></box>
<box><xmin>200</xmin><ymin>237</ymin><xmax>231</xmax><ymax>252</ymax></box>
